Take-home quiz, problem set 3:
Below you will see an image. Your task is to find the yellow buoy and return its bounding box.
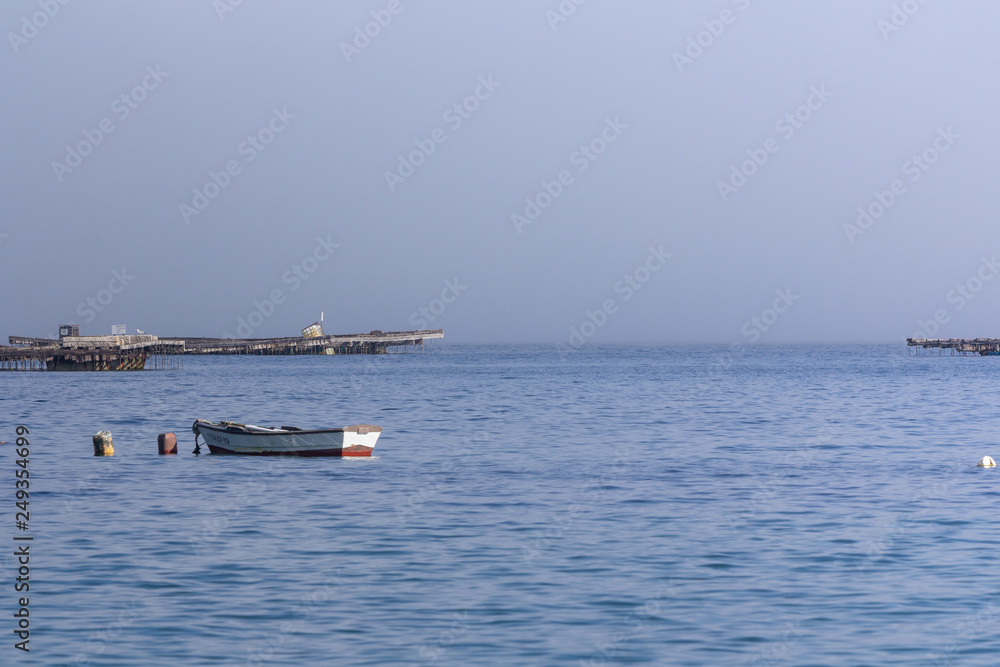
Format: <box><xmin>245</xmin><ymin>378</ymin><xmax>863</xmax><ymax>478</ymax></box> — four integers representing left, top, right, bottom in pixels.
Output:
<box><xmin>977</xmin><ymin>456</ymin><xmax>996</xmax><ymax>467</ymax></box>
<box><xmin>93</xmin><ymin>431</ymin><xmax>114</xmax><ymax>456</ymax></box>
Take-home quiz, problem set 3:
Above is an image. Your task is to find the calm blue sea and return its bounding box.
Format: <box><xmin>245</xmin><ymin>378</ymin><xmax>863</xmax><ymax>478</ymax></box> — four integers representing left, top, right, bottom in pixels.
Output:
<box><xmin>4</xmin><ymin>344</ymin><xmax>1000</xmax><ymax>665</ymax></box>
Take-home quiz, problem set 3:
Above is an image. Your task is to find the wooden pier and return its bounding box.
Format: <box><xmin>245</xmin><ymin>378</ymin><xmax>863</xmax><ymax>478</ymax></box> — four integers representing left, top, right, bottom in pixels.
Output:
<box><xmin>906</xmin><ymin>338</ymin><xmax>1000</xmax><ymax>356</ymax></box>
<box><xmin>1</xmin><ymin>335</ymin><xmax>184</xmax><ymax>371</ymax></box>
<box><xmin>1</xmin><ymin>329</ymin><xmax>443</xmax><ymax>370</ymax></box>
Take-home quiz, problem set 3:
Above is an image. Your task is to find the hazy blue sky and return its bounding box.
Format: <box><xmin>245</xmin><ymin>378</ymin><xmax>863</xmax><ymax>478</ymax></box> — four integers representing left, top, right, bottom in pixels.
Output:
<box><xmin>3</xmin><ymin>1</ymin><xmax>999</xmax><ymax>344</ymax></box>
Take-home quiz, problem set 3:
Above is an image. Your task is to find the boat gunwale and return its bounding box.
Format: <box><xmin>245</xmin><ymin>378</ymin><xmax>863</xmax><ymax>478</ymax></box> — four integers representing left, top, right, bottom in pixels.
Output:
<box><xmin>193</xmin><ymin>420</ymin><xmax>382</xmax><ymax>436</ymax></box>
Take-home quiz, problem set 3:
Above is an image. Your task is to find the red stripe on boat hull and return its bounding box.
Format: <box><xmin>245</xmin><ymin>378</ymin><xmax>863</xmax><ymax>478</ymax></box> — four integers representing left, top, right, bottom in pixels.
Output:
<box><xmin>206</xmin><ymin>444</ymin><xmax>373</xmax><ymax>457</ymax></box>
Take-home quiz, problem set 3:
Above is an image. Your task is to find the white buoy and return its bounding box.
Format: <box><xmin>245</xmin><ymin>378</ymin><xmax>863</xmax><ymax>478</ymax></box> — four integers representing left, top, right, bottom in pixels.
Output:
<box><xmin>978</xmin><ymin>456</ymin><xmax>996</xmax><ymax>467</ymax></box>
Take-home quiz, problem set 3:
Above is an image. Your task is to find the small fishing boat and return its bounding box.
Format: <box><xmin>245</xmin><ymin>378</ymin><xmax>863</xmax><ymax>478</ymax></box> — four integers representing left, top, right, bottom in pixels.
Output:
<box><xmin>191</xmin><ymin>419</ymin><xmax>381</xmax><ymax>457</ymax></box>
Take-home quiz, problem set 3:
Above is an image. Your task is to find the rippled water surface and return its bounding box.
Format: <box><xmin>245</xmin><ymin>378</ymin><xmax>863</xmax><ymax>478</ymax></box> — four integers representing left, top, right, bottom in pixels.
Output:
<box><xmin>4</xmin><ymin>344</ymin><xmax>1000</xmax><ymax>665</ymax></box>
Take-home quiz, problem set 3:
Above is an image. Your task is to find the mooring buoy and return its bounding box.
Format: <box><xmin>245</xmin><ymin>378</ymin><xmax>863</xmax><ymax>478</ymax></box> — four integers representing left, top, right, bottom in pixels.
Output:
<box><xmin>157</xmin><ymin>432</ymin><xmax>177</xmax><ymax>455</ymax></box>
<box><xmin>93</xmin><ymin>431</ymin><xmax>114</xmax><ymax>456</ymax></box>
<box><xmin>978</xmin><ymin>456</ymin><xmax>996</xmax><ymax>467</ymax></box>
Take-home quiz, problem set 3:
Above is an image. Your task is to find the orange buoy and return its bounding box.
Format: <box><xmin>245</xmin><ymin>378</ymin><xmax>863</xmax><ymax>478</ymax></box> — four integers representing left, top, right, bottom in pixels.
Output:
<box><xmin>157</xmin><ymin>432</ymin><xmax>177</xmax><ymax>455</ymax></box>
<box><xmin>93</xmin><ymin>431</ymin><xmax>114</xmax><ymax>456</ymax></box>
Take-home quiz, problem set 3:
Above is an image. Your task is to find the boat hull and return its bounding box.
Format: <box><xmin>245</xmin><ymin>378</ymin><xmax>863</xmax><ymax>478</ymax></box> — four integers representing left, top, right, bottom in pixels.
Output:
<box><xmin>193</xmin><ymin>420</ymin><xmax>381</xmax><ymax>457</ymax></box>
<box><xmin>205</xmin><ymin>443</ymin><xmax>374</xmax><ymax>456</ymax></box>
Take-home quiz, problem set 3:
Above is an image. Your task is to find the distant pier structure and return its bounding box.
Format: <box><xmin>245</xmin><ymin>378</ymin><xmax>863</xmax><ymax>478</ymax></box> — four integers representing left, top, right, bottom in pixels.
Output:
<box><xmin>0</xmin><ymin>326</ymin><xmax>443</xmax><ymax>371</ymax></box>
<box><xmin>162</xmin><ymin>329</ymin><xmax>443</xmax><ymax>356</ymax></box>
<box><xmin>907</xmin><ymin>338</ymin><xmax>1000</xmax><ymax>356</ymax></box>
<box><xmin>2</xmin><ymin>332</ymin><xmax>183</xmax><ymax>371</ymax></box>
